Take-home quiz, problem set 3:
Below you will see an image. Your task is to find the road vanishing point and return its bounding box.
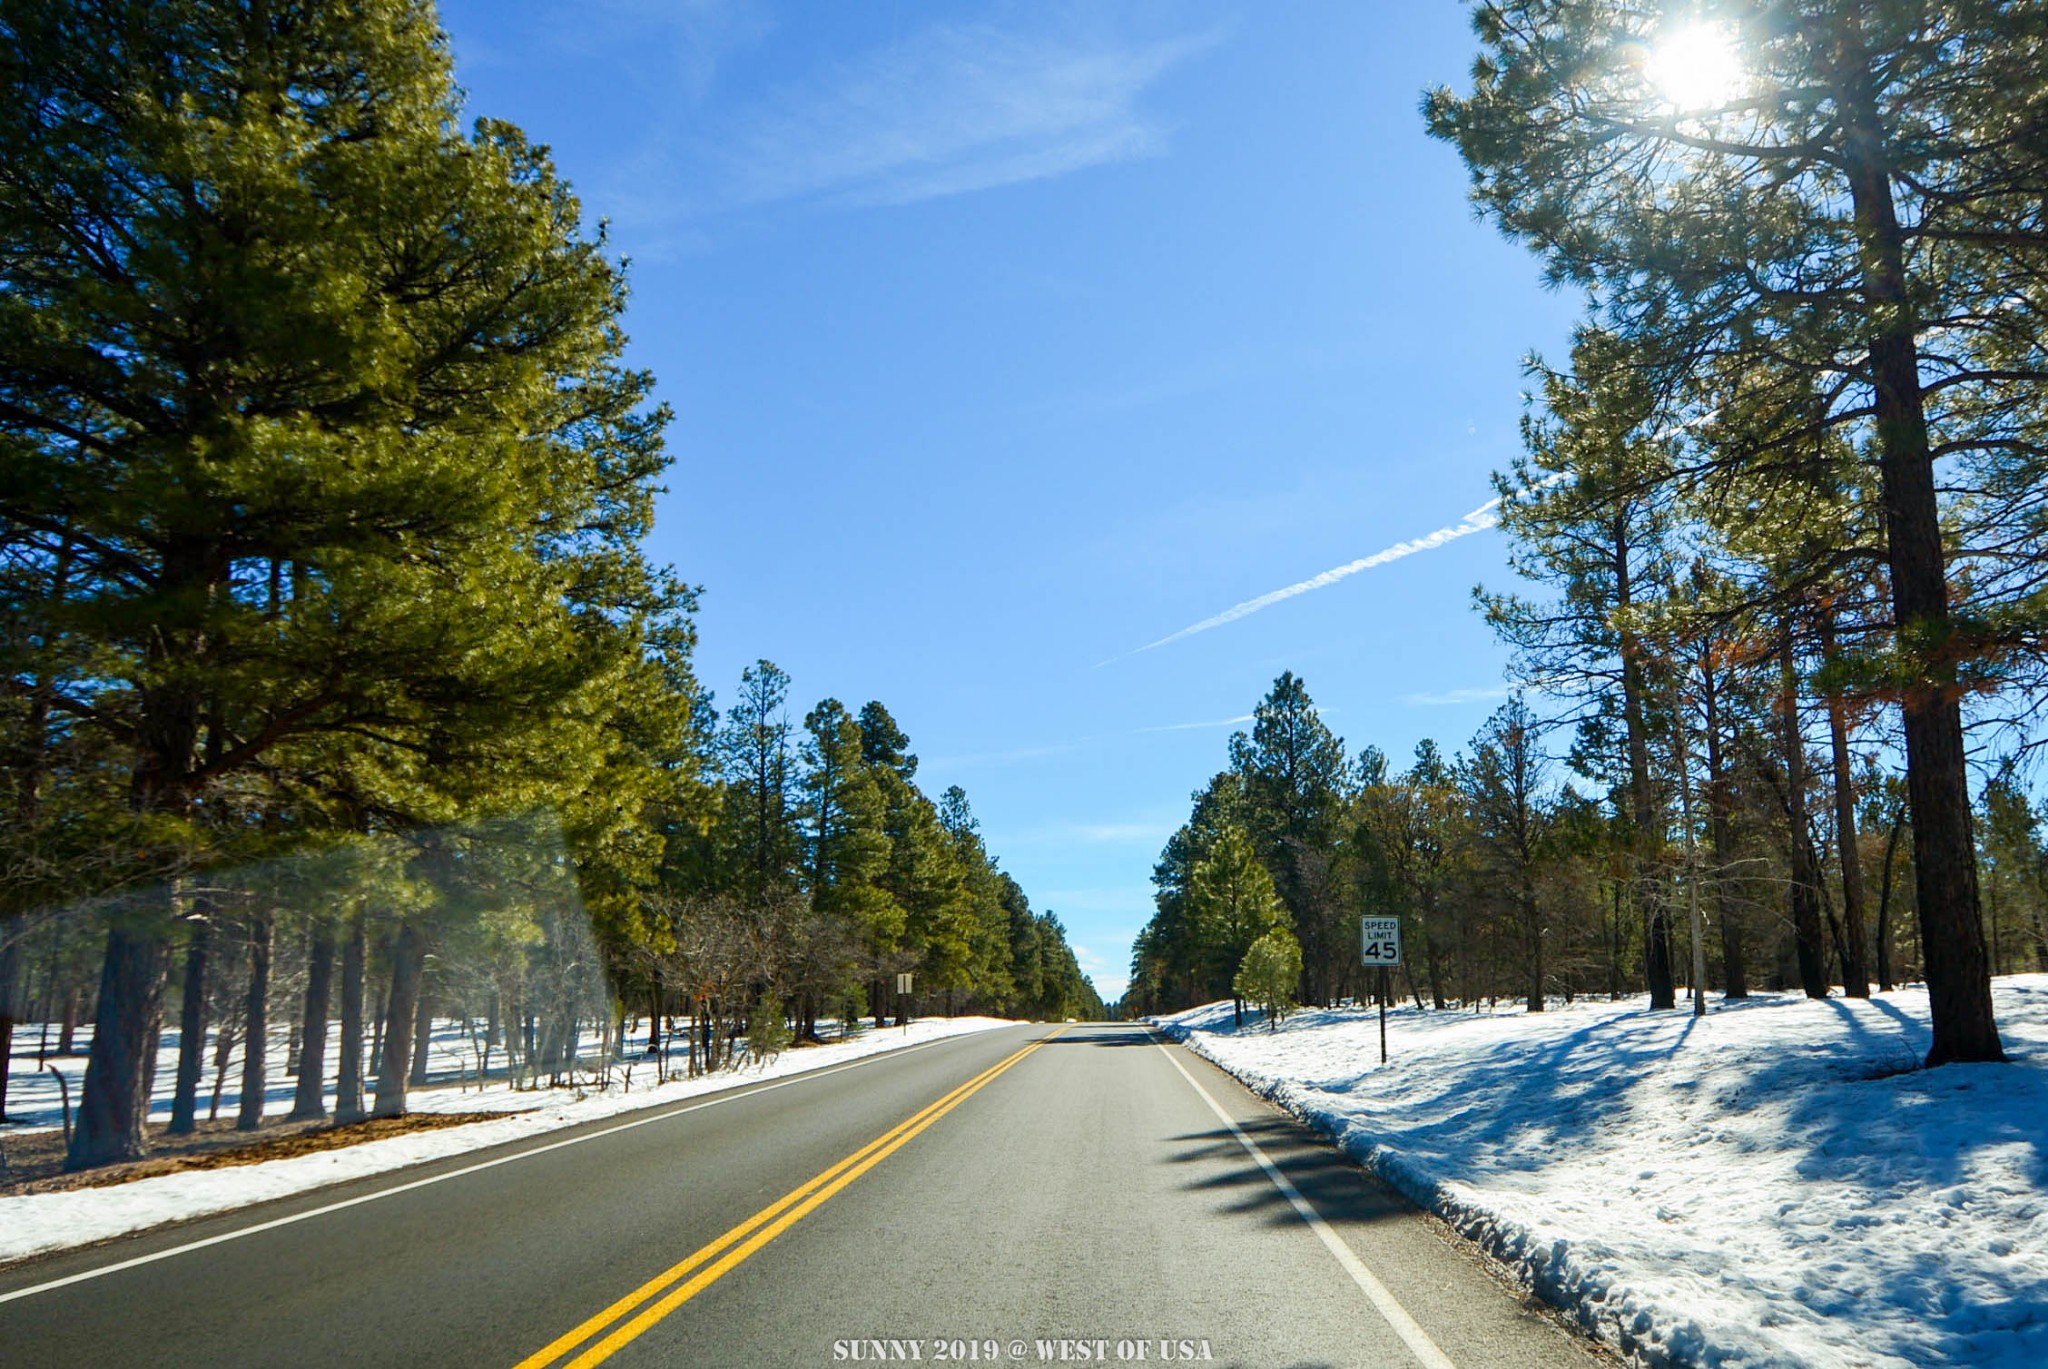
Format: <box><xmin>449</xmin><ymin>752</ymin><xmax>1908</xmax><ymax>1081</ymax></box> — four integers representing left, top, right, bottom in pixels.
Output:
<box><xmin>1</xmin><ymin>1024</ymin><xmax>1605</xmax><ymax>1368</ymax></box>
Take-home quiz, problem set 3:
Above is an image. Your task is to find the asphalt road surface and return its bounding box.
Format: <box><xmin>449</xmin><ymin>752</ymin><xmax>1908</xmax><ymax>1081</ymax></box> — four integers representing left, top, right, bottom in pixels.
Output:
<box><xmin>1</xmin><ymin>1023</ymin><xmax>1607</xmax><ymax>1369</ymax></box>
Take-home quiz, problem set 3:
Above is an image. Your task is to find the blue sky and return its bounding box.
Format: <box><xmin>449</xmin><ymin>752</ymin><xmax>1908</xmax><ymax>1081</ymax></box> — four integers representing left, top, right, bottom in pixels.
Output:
<box><xmin>437</xmin><ymin>0</ymin><xmax>1582</xmax><ymax>1000</ymax></box>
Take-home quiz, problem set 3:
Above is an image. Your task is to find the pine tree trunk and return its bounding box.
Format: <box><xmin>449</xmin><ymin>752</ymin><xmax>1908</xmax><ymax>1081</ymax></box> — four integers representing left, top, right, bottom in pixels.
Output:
<box><xmin>140</xmin><ymin>1017</ymin><xmax>162</xmax><ymax>1128</ymax></box>
<box><xmin>288</xmin><ymin>917</ymin><xmax>334</xmax><ymax>1121</ymax></box>
<box><xmin>408</xmin><ymin>975</ymin><xmax>433</xmax><ymax>1087</ymax></box>
<box><xmin>1421</xmin><ymin>896</ymin><xmax>1449</xmax><ymax>1009</ymax></box>
<box><xmin>1608</xmin><ymin>878</ymin><xmax>1624</xmax><ymax>1000</ymax></box>
<box><xmin>1701</xmin><ymin>652</ymin><xmax>1747</xmax><ymax>998</ymax></box>
<box><xmin>335</xmin><ymin>912</ymin><xmax>367</xmax><ymax>1123</ymax></box>
<box><xmin>1820</xmin><ymin>617</ymin><xmax>1872</xmax><ymax>997</ymax></box>
<box><xmin>58</xmin><ymin>982</ymin><xmax>78</xmax><ymax>1054</ymax></box>
<box><xmin>69</xmin><ymin>539</ymin><xmax>205</xmax><ymax>1165</ymax></box>
<box><xmin>372</xmin><ymin>923</ymin><xmax>426</xmax><ymax>1118</ymax></box>
<box><xmin>1780</xmin><ymin>631</ymin><xmax>1830</xmax><ymax>999</ymax></box>
<box><xmin>1876</xmin><ymin>815</ymin><xmax>1903</xmax><ymax>991</ymax></box>
<box><xmin>1829</xmin><ymin>15</ymin><xmax>2000</xmax><ymax>1063</ymax></box>
<box><xmin>66</xmin><ymin>923</ymin><xmax>169</xmax><ymax>1169</ymax></box>
<box><xmin>167</xmin><ymin>915</ymin><xmax>211</xmax><ymax>1134</ymax></box>
<box><xmin>1616</xmin><ymin>526</ymin><xmax>1674</xmax><ymax>1009</ymax></box>
<box><xmin>209</xmin><ymin>1010</ymin><xmax>238</xmax><ymax>1121</ymax></box>
<box><xmin>237</xmin><ymin>910</ymin><xmax>272</xmax><ymax>1130</ymax></box>
<box><xmin>1826</xmin><ymin>698</ymin><xmax>1872</xmax><ymax>997</ymax></box>
<box><xmin>369</xmin><ymin>952</ymin><xmax>390</xmax><ymax>1077</ymax></box>
<box><xmin>0</xmin><ymin>932</ymin><xmax>20</xmax><ymax>1122</ymax></box>
<box><xmin>1525</xmin><ymin>879</ymin><xmax>1544</xmax><ymax>1014</ymax></box>
<box><xmin>1988</xmin><ymin>877</ymin><xmax>2003</xmax><ymax>976</ymax></box>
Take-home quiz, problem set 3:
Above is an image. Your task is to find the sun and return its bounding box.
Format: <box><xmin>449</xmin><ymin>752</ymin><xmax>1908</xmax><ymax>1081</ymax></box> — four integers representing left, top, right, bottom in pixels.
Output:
<box><xmin>1645</xmin><ymin>22</ymin><xmax>1745</xmax><ymax>111</ymax></box>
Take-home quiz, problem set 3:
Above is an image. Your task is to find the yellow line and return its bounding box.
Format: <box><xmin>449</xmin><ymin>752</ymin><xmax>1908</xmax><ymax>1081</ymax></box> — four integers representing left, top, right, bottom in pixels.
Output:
<box><xmin>513</xmin><ymin>1029</ymin><xmax>1062</xmax><ymax>1369</ymax></box>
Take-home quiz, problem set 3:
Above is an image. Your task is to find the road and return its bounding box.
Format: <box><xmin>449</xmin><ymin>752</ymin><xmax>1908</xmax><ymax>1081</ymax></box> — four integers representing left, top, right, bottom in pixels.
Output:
<box><xmin>0</xmin><ymin>1023</ymin><xmax>1605</xmax><ymax>1369</ymax></box>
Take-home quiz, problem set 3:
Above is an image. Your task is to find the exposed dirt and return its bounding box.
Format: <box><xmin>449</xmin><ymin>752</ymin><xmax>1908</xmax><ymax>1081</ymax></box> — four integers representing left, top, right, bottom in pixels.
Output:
<box><xmin>0</xmin><ymin>1110</ymin><xmax>517</xmax><ymax>1196</ymax></box>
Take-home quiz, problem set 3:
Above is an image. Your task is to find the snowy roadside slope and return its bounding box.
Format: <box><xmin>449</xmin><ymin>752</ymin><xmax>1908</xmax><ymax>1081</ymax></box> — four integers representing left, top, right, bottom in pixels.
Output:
<box><xmin>0</xmin><ymin>1016</ymin><xmax>1015</xmax><ymax>1266</ymax></box>
<box><xmin>1154</xmin><ymin>980</ymin><xmax>2048</xmax><ymax>1369</ymax></box>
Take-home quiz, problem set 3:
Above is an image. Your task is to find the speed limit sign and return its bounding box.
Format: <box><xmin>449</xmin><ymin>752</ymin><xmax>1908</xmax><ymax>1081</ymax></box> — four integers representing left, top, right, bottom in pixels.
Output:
<box><xmin>1361</xmin><ymin>918</ymin><xmax>1403</xmax><ymax>967</ymax></box>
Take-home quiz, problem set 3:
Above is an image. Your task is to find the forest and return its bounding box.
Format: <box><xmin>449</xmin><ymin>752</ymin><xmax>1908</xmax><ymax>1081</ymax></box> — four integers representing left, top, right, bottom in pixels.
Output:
<box><xmin>1128</xmin><ymin>3</ymin><xmax>2048</xmax><ymax>1057</ymax></box>
<box><xmin>0</xmin><ymin>1</ymin><xmax>1098</xmax><ymax>1173</ymax></box>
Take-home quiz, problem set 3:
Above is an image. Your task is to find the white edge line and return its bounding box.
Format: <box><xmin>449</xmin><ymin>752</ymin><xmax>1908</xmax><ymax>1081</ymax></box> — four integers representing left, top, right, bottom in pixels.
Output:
<box><xmin>1152</xmin><ymin>1037</ymin><xmax>1460</xmax><ymax>1369</ymax></box>
<box><xmin>0</xmin><ymin>1027</ymin><xmax>1023</xmax><ymax>1305</ymax></box>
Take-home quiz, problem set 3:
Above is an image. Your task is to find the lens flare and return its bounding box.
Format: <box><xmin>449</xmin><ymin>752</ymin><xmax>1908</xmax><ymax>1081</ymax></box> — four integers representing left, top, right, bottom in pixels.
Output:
<box><xmin>1646</xmin><ymin>22</ymin><xmax>1744</xmax><ymax>111</ymax></box>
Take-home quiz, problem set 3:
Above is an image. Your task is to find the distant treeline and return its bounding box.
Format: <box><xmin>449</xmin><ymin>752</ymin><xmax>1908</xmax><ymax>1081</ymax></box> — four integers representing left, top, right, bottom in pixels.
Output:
<box><xmin>1126</xmin><ymin>671</ymin><xmax>2046</xmax><ymax>1030</ymax></box>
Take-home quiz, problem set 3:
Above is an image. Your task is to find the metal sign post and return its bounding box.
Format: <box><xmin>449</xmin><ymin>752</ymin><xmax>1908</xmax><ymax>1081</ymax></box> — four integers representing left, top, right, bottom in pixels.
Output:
<box><xmin>1360</xmin><ymin>918</ymin><xmax>1403</xmax><ymax>1065</ymax></box>
<box><xmin>896</xmin><ymin>972</ymin><xmax>914</xmax><ymax>1034</ymax></box>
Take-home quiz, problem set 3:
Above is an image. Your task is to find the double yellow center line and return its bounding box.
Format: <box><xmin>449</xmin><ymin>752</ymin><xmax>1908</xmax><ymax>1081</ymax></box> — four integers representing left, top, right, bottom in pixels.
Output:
<box><xmin>513</xmin><ymin>1029</ymin><xmax>1063</xmax><ymax>1369</ymax></box>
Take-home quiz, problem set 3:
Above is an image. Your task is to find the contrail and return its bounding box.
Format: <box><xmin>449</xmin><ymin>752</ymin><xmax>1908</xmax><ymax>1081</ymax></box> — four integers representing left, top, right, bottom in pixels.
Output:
<box><xmin>1130</xmin><ymin>713</ymin><xmax>1254</xmax><ymax>734</ymax></box>
<box><xmin>1103</xmin><ymin>472</ymin><xmax>1576</xmax><ymax>665</ymax></box>
<box><xmin>1102</xmin><ymin>407</ymin><xmax>1715</xmax><ymax>667</ymax></box>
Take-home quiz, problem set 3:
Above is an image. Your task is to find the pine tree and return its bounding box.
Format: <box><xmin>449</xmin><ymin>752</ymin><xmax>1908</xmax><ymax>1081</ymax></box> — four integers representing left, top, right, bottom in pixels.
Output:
<box><xmin>721</xmin><ymin>662</ymin><xmax>801</xmax><ymax>900</ymax></box>
<box><xmin>1229</xmin><ymin>673</ymin><xmax>1348</xmax><ymax>1004</ymax></box>
<box><xmin>1690</xmin><ymin>369</ymin><xmax>1893</xmax><ymax>1002</ymax></box>
<box><xmin>1483</xmin><ymin>334</ymin><xmax>1682</xmax><ymax>1008</ymax></box>
<box><xmin>1233</xmin><ymin>928</ymin><xmax>1302</xmax><ymax>1033</ymax></box>
<box><xmin>857</xmin><ymin>701</ymin><xmax>918</xmax><ymax>782</ymax></box>
<box><xmin>1188</xmin><ymin>825</ymin><xmax>1288</xmax><ymax>1029</ymax></box>
<box><xmin>1679</xmin><ymin>580</ymin><xmax>1752</xmax><ymax>1000</ymax></box>
<box><xmin>1462</xmin><ymin>699</ymin><xmax>1554</xmax><ymax>1013</ymax></box>
<box><xmin>798</xmin><ymin>698</ymin><xmax>890</xmax><ymax>1029</ymax></box>
<box><xmin>1352</xmin><ymin>741</ymin><xmax>1469</xmax><ymax>1011</ymax></box>
<box><xmin>1141</xmin><ymin>772</ymin><xmax>1248</xmax><ymax>1011</ymax></box>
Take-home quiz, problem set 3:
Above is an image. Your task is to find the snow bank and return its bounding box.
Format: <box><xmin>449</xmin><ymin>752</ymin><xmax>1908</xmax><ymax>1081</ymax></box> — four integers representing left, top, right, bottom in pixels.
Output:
<box><xmin>0</xmin><ymin>1016</ymin><xmax>1014</xmax><ymax>1265</ymax></box>
<box><xmin>1155</xmin><ymin>980</ymin><xmax>2048</xmax><ymax>1369</ymax></box>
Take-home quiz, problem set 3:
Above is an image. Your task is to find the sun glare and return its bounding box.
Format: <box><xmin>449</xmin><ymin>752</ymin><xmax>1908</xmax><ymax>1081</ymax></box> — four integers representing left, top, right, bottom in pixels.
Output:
<box><xmin>1645</xmin><ymin>22</ymin><xmax>1745</xmax><ymax>111</ymax></box>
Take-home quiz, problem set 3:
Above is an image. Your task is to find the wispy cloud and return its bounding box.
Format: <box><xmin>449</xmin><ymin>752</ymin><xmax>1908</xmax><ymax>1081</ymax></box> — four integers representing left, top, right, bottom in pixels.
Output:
<box><xmin>1002</xmin><ymin>814</ymin><xmax>1181</xmax><ymax>849</ymax></box>
<box><xmin>1403</xmin><ymin>686</ymin><xmax>1512</xmax><ymax>707</ymax></box>
<box><xmin>710</xmin><ymin>23</ymin><xmax>1216</xmax><ymax>211</ymax></box>
<box><xmin>1036</xmin><ymin>886</ymin><xmax>1154</xmax><ymax>917</ymax></box>
<box><xmin>1013</xmin><ymin>344</ymin><xmax>1329</xmax><ymax>423</ymax></box>
<box><xmin>925</xmin><ymin>712</ymin><xmax>1262</xmax><ymax>772</ymax></box>
<box><xmin>1068</xmin><ymin>920</ymin><xmax>1145</xmax><ymax>992</ymax></box>
<box><xmin>1069</xmin><ymin>943</ymin><xmax>1129</xmax><ymax>998</ymax></box>
<box><xmin>460</xmin><ymin>0</ymin><xmax>770</xmax><ymax>105</ymax></box>
<box><xmin>1069</xmin><ymin>821</ymin><xmax>1176</xmax><ymax>844</ymax></box>
<box><xmin>924</xmin><ymin>740</ymin><xmax>1081</xmax><ymax>770</ymax></box>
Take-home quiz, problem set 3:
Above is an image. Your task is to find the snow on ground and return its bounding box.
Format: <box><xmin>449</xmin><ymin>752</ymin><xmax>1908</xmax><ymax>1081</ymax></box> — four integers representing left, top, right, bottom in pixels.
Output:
<box><xmin>0</xmin><ymin>1015</ymin><xmax>1014</xmax><ymax>1265</ymax></box>
<box><xmin>4</xmin><ymin>1015</ymin><xmax>663</xmax><ymax>1134</ymax></box>
<box><xmin>1154</xmin><ymin>979</ymin><xmax>2048</xmax><ymax>1369</ymax></box>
